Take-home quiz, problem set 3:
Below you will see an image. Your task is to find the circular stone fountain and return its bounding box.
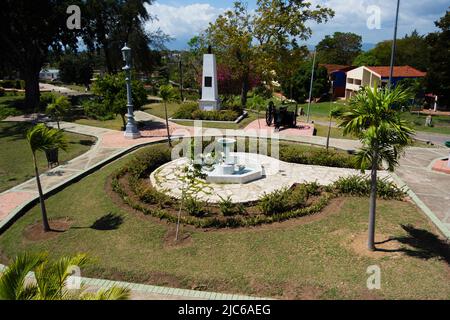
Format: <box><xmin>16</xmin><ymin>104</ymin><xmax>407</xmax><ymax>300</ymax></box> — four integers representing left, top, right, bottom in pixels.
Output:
<box><xmin>206</xmin><ymin>138</ymin><xmax>263</xmax><ymax>184</ymax></box>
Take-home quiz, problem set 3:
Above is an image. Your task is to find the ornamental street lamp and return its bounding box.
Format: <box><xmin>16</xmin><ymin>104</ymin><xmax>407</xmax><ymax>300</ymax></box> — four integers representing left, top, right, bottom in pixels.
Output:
<box><xmin>122</xmin><ymin>44</ymin><xmax>140</xmax><ymax>139</ymax></box>
<box><xmin>388</xmin><ymin>0</ymin><xmax>401</xmax><ymax>88</ymax></box>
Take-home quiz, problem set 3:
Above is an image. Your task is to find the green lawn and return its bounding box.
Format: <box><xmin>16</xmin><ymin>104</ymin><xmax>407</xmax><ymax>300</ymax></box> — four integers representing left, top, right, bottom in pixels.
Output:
<box><xmin>1</xmin><ymin>143</ymin><xmax>448</xmax><ymax>299</ymax></box>
<box><xmin>400</xmin><ymin>112</ymin><xmax>450</xmax><ymax>135</ymax></box>
<box><xmin>0</xmin><ymin>122</ymin><xmax>96</xmax><ymax>192</ymax></box>
<box><xmin>0</xmin><ymin>94</ymin><xmax>26</xmax><ymax>120</ymax></box>
<box><xmin>74</xmin><ymin>116</ymin><xmax>124</xmax><ymax>131</ymax></box>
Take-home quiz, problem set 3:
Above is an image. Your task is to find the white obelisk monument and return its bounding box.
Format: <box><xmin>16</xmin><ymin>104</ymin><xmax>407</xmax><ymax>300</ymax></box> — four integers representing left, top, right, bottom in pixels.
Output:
<box><xmin>199</xmin><ymin>46</ymin><xmax>220</xmax><ymax>111</ymax></box>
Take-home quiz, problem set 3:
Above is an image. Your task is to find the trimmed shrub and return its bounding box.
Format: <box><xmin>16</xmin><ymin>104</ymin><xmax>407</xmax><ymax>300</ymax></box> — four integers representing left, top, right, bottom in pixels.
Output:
<box><xmin>172</xmin><ymin>103</ymin><xmax>199</xmax><ymax>119</ymax></box>
<box><xmin>258</xmin><ymin>188</ymin><xmax>292</xmax><ymax>215</ymax></box>
<box><xmin>218</xmin><ymin>196</ymin><xmax>245</xmax><ymax>216</ymax></box>
<box><xmin>185</xmin><ymin>196</ymin><xmax>209</xmax><ymax>217</ymax></box>
<box><xmin>332</xmin><ymin>175</ymin><xmax>405</xmax><ymax>200</ymax></box>
<box><xmin>135</xmin><ymin>182</ymin><xmax>173</xmax><ymax>208</ymax></box>
<box><xmin>279</xmin><ymin>144</ymin><xmax>360</xmax><ymax>169</ymax></box>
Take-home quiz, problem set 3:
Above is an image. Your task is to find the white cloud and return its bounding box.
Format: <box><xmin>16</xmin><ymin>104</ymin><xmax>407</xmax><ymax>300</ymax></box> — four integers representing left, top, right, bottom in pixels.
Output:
<box><xmin>145</xmin><ymin>2</ymin><xmax>225</xmax><ymax>38</ymax></box>
<box><xmin>308</xmin><ymin>0</ymin><xmax>447</xmax><ymax>44</ymax></box>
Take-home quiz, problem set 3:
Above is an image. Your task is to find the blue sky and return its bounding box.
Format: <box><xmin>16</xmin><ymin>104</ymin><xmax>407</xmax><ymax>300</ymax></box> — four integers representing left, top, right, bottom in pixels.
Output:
<box><xmin>144</xmin><ymin>0</ymin><xmax>449</xmax><ymax>50</ymax></box>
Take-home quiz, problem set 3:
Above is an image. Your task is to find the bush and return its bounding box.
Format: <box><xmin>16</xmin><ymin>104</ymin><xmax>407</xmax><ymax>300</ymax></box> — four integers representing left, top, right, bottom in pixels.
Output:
<box><xmin>172</xmin><ymin>103</ymin><xmax>199</xmax><ymax>119</ymax></box>
<box><xmin>184</xmin><ymin>196</ymin><xmax>209</xmax><ymax>217</ymax></box>
<box><xmin>218</xmin><ymin>196</ymin><xmax>245</xmax><ymax>216</ymax></box>
<box><xmin>39</xmin><ymin>92</ymin><xmax>58</xmax><ymax>107</ymax></box>
<box><xmin>127</xmin><ymin>145</ymin><xmax>172</xmax><ymax>178</ymax></box>
<box><xmin>258</xmin><ymin>188</ymin><xmax>292</xmax><ymax>215</ymax></box>
<box><xmin>82</xmin><ymin>98</ymin><xmax>114</xmax><ymax>120</ymax></box>
<box><xmin>0</xmin><ymin>87</ymin><xmax>4</xmax><ymax>97</ymax></box>
<box><xmin>135</xmin><ymin>183</ymin><xmax>173</xmax><ymax>208</ymax></box>
<box><xmin>279</xmin><ymin>144</ymin><xmax>360</xmax><ymax>169</ymax></box>
<box><xmin>172</xmin><ymin>102</ymin><xmax>240</xmax><ymax>121</ymax></box>
<box><xmin>332</xmin><ymin>175</ymin><xmax>405</xmax><ymax>200</ymax></box>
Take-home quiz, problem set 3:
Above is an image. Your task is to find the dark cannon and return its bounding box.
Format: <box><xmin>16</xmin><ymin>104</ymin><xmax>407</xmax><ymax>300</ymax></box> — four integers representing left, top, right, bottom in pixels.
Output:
<box><xmin>265</xmin><ymin>101</ymin><xmax>298</xmax><ymax>132</ymax></box>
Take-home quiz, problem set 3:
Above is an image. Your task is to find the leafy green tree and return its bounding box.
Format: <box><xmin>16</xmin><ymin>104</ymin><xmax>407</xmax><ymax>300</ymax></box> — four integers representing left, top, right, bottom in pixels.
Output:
<box><xmin>82</xmin><ymin>0</ymin><xmax>168</xmax><ymax>74</ymax></box>
<box><xmin>0</xmin><ymin>0</ymin><xmax>80</xmax><ymax>110</ymax></box>
<box><xmin>204</xmin><ymin>0</ymin><xmax>334</xmax><ymax>107</ymax></box>
<box><xmin>46</xmin><ymin>96</ymin><xmax>71</xmax><ymax>130</ymax></box>
<box><xmin>27</xmin><ymin>124</ymin><xmax>68</xmax><ymax>232</ymax></box>
<box><xmin>159</xmin><ymin>84</ymin><xmax>175</xmax><ymax>147</ymax></box>
<box><xmin>353</xmin><ymin>51</ymin><xmax>380</xmax><ymax>66</ymax></box>
<box><xmin>0</xmin><ymin>253</ymin><xmax>129</xmax><ymax>300</ymax></box>
<box><xmin>362</xmin><ymin>30</ymin><xmax>429</xmax><ymax>70</ymax></box>
<box><xmin>92</xmin><ymin>72</ymin><xmax>147</xmax><ymax>129</ymax></box>
<box><xmin>336</xmin><ymin>86</ymin><xmax>414</xmax><ymax>251</ymax></box>
<box><xmin>58</xmin><ymin>53</ymin><xmax>94</xmax><ymax>88</ymax></box>
<box><xmin>316</xmin><ymin>32</ymin><xmax>362</xmax><ymax>65</ymax></box>
<box><xmin>205</xmin><ymin>2</ymin><xmax>254</xmax><ymax>107</ymax></box>
<box><xmin>425</xmin><ymin>10</ymin><xmax>450</xmax><ymax>107</ymax></box>
<box><xmin>286</xmin><ymin>61</ymin><xmax>330</xmax><ymax>103</ymax></box>
<box><xmin>253</xmin><ymin>0</ymin><xmax>333</xmax><ymax>95</ymax></box>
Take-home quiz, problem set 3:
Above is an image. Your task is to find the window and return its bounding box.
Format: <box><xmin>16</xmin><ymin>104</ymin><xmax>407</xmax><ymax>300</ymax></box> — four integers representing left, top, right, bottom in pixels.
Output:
<box><xmin>204</xmin><ymin>76</ymin><xmax>212</xmax><ymax>88</ymax></box>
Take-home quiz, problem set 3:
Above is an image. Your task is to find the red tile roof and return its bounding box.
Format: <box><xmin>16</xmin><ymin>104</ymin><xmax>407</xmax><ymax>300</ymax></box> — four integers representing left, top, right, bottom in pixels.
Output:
<box><xmin>319</xmin><ymin>64</ymin><xmax>355</xmax><ymax>74</ymax></box>
<box><xmin>366</xmin><ymin>65</ymin><xmax>426</xmax><ymax>78</ymax></box>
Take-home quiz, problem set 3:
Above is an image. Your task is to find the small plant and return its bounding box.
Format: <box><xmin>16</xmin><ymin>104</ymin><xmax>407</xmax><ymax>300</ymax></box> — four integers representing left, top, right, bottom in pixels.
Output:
<box><xmin>136</xmin><ymin>183</ymin><xmax>173</xmax><ymax>208</ymax></box>
<box><xmin>218</xmin><ymin>195</ymin><xmax>245</xmax><ymax>216</ymax></box>
<box><xmin>258</xmin><ymin>188</ymin><xmax>291</xmax><ymax>215</ymax></box>
<box><xmin>332</xmin><ymin>175</ymin><xmax>406</xmax><ymax>200</ymax></box>
<box><xmin>184</xmin><ymin>196</ymin><xmax>208</xmax><ymax>217</ymax></box>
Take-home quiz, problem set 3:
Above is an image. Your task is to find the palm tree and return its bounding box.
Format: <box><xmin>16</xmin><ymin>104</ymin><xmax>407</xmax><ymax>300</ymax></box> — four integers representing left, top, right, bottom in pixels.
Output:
<box><xmin>159</xmin><ymin>84</ymin><xmax>175</xmax><ymax>147</ymax></box>
<box><xmin>46</xmin><ymin>96</ymin><xmax>71</xmax><ymax>130</ymax></box>
<box><xmin>0</xmin><ymin>253</ymin><xmax>129</xmax><ymax>300</ymax></box>
<box><xmin>337</xmin><ymin>85</ymin><xmax>414</xmax><ymax>251</ymax></box>
<box><xmin>26</xmin><ymin>124</ymin><xmax>68</xmax><ymax>232</ymax></box>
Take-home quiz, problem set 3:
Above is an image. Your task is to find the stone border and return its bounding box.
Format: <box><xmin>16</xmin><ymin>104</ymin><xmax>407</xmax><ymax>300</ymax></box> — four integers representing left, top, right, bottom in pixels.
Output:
<box><xmin>0</xmin><ymin>264</ymin><xmax>269</xmax><ymax>300</ymax></box>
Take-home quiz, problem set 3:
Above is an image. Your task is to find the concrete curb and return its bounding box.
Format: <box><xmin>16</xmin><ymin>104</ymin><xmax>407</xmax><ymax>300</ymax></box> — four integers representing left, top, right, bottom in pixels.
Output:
<box><xmin>391</xmin><ymin>173</ymin><xmax>450</xmax><ymax>239</ymax></box>
<box><xmin>0</xmin><ymin>264</ymin><xmax>269</xmax><ymax>300</ymax></box>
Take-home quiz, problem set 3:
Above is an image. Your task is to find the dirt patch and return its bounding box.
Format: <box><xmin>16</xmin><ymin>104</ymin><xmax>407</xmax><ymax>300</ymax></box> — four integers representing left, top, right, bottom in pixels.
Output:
<box><xmin>23</xmin><ymin>218</ymin><xmax>72</xmax><ymax>242</ymax></box>
<box><xmin>142</xmin><ymin>272</ymin><xmax>184</xmax><ymax>288</ymax></box>
<box><xmin>282</xmin><ymin>283</ymin><xmax>324</xmax><ymax>300</ymax></box>
<box><xmin>163</xmin><ymin>226</ymin><xmax>193</xmax><ymax>249</ymax></box>
<box><xmin>347</xmin><ymin>232</ymin><xmax>404</xmax><ymax>258</ymax></box>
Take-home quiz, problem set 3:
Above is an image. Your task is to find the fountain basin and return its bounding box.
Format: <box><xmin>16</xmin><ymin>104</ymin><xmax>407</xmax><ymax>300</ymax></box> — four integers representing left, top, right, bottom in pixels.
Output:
<box><xmin>206</xmin><ymin>153</ymin><xmax>263</xmax><ymax>184</ymax></box>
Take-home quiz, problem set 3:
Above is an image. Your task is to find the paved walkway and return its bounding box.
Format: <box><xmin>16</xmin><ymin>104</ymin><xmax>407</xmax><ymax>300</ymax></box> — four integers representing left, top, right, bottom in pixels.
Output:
<box><xmin>394</xmin><ymin>147</ymin><xmax>450</xmax><ymax>236</ymax></box>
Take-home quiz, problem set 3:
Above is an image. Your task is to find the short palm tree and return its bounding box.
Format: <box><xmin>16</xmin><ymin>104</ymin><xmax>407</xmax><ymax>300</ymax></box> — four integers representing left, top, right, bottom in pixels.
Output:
<box><xmin>159</xmin><ymin>84</ymin><xmax>175</xmax><ymax>147</ymax></box>
<box><xmin>27</xmin><ymin>124</ymin><xmax>68</xmax><ymax>232</ymax></box>
<box><xmin>0</xmin><ymin>253</ymin><xmax>129</xmax><ymax>300</ymax></box>
<box><xmin>337</xmin><ymin>85</ymin><xmax>414</xmax><ymax>251</ymax></box>
<box><xmin>46</xmin><ymin>96</ymin><xmax>71</xmax><ymax>130</ymax></box>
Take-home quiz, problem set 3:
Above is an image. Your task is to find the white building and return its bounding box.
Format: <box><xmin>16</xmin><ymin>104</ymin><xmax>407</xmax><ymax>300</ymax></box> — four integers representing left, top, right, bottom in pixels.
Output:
<box><xmin>345</xmin><ymin>65</ymin><xmax>426</xmax><ymax>99</ymax></box>
<box><xmin>39</xmin><ymin>69</ymin><xmax>60</xmax><ymax>81</ymax></box>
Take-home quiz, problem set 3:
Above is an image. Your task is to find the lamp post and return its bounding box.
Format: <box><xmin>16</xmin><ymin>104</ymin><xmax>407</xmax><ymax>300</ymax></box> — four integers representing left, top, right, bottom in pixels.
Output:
<box><xmin>306</xmin><ymin>49</ymin><xmax>317</xmax><ymax>123</ymax></box>
<box><xmin>122</xmin><ymin>44</ymin><xmax>140</xmax><ymax>139</ymax></box>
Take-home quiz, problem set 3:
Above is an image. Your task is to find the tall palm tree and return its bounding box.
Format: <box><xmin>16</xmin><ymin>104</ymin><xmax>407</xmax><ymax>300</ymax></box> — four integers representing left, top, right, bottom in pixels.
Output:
<box><xmin>0</xmin><ymin>253</ymin><xmax>129</xmax><ymax>300</ymax></box>
<box><xmin>337</xmin><ymin>85</ymin><xmax>414</xmax><ymax>251</ymax></box>
<box><xmin>26</xmin><ymin>124</ymin><xmax>68</xmax><ymax>232</ymax></box>
<box><xmin>159</xmin><ymin>84</ymin><xmax>175</xmax><ymax>147</ymax></box>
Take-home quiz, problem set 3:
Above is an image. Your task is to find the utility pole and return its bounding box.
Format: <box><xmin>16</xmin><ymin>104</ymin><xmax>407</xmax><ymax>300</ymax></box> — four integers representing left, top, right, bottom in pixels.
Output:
<box><xmin>179</xmin><ymin>57</ymin><xmax>184</xmax><ymax>102</ymax></box>
<box><xmin>306</xmin><ymin>50</ymin><xmax>317</xmax><ymax>123</ymax></box>
<box><xmin>388</xmin><ymin>0</ymin><xmax>401</xmax><ymax>88</ymax></box>
<box><xmin>326</xmin><ymin>81</ymin><xmax>334</xmax><ymax>151</ymax></box>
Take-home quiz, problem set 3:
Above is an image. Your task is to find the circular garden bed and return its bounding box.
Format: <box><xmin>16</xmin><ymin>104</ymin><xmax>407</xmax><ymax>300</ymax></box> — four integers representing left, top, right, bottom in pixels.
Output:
<box><xmin>108</xmin><ymin>142</ymin><xmax>405</xmax><ymax>229</ymax></box>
